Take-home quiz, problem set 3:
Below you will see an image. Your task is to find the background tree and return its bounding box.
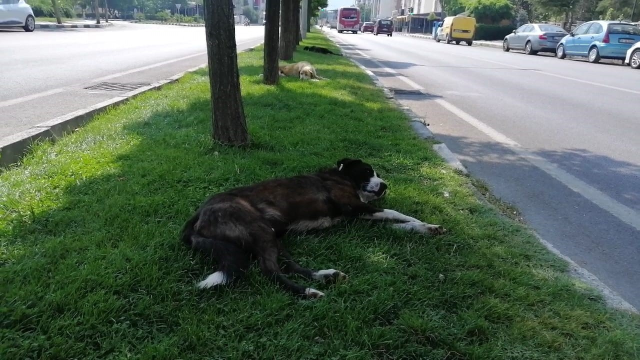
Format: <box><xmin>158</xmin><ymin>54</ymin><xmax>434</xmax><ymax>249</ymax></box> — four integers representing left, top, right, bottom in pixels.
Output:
<box><xmin>466</xmin><ymin>0</ymin><xmax>515</xmax><ymax>24</ymax></box>
<box><xmin>263</xmin><ymin>0</ymin><xmax>281</xmax><ymax>85</ymax></box>
<box><xmin>279</xmin><ymin>0</ymin><xmax>295</xmax><ymax>60</ymax></box>
<box><xmin>203</xmin><ymin>0</ymin><xmax>249</xmax><ymax>145</ymax></box>
<box><xmin>95</xmin><ymin>0</ymin><xmax>100</xmax><ymax>23</ymax></box>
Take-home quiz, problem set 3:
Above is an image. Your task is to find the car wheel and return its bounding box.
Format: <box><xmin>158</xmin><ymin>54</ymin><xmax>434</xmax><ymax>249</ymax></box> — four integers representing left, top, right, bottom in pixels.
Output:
<box><xmin>556</xmin><ymin>44</ymin><xmax>566</xmax><ymax>59</ymax></box>
<box><xmin>445</xmin><ymin>34</ymin><xmax>451</xmax><ymax>44</ymax></box>
<box><xmin>466</xmin><ymin>40</ymin><xmax>472</xmax><ymax>46</ymax></box>
<box><xmin>389</xmin><ymin>33</ymin><xmax>392</xmax><ymax>37</ymax></box>
<box><xmin>435</xmin><ymin>36</ymin><xmax>441</xmax><ymax>43</ymax></box>
<box><xmin>24</xmin><ymin>15</ymin><xmax>35</xmax><ymax>32</ymax></box>
<box><xmin>631</xmin><ymin>49</ymin><xmax>640</xmax><ymax>69</ymax></box>
<box><xmin>455</xmin><ymin>40</ymin><xmax>460</xmax><ymax>45</ymax></box>
<box><xmin>588</xmin><ymin>46</ymin><xmax>601</xmax><ymax>63</ymax></box>
<box><xmin>503</xmin><ymin>39</ymin><xmax>510</xmax><ymax>52</ymax></box>
<box><xmin>524</xmin><ymin>41</ymin><xmax>537</xmax><ymax>55</ymax></box>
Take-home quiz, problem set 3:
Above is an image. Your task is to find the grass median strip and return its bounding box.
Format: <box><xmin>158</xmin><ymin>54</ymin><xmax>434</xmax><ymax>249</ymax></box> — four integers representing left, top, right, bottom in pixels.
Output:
<box><xmin>1</xmin><ymin>31</ymin><xmax>639</xmax><ymax>359</ymax></box>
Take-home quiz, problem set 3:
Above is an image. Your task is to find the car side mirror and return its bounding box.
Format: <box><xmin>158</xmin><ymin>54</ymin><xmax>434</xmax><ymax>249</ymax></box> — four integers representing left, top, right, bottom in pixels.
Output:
<box><xmin>569</xmin><ymin>31</ymin><xmax>574</xmax><ymax>36</ymax></box>
<box><xmin>512</xmin><ymin>30</ymin><xmax>516</xmax><ymax>34</ymax></box>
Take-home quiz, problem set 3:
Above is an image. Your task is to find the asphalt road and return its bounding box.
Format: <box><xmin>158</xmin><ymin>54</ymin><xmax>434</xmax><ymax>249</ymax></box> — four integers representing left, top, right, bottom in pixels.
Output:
<box><xmin>328</xmin><ymin>30</ymin><xmax>640</xmax><ymax>310</ymax></box>
<box><xmin>0</xmin><ymin>22</ymin><xmax>264</xmax><ymax>139</ymax></box>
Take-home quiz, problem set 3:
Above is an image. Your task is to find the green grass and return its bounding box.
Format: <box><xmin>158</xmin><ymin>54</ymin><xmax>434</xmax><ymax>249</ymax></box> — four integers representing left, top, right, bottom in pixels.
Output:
<box><xmin>1</xmin><ymin>31</ymin><xmax>639</xmax><ymax>359</ymax></box>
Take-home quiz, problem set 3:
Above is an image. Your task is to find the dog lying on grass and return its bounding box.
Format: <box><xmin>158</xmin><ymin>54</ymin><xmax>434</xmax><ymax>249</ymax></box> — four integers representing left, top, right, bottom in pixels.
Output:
<box><xmin>279</xmin><ymin>61</ymin><xmax>328</xmax><ymax>81</ymax></box>
<box><xmin>181</xmin><ymin>158</ymin><xmax>446</xmax><ymax>299</ymax></box>
<box><xmin>303</xmin><ymin>45</ymin><xmax>343</xmax><ymax>56</ymax></box>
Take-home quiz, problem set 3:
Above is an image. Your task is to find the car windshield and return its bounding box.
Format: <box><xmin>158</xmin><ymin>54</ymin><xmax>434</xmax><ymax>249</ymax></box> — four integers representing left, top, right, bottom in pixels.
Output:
<box><xmin>380</xmin><ymin>20</ymin><xmax>392</xmax><ymax>25</ymax></box>
<box><xmin>539</xmin><ymin>25</ymin><xmax>566</xmax><ymax>33</ymax></box>
<box><xmin>608</xmin><ymin>24</ymin><xmax>640</xmax><ymax>35</ymax></box>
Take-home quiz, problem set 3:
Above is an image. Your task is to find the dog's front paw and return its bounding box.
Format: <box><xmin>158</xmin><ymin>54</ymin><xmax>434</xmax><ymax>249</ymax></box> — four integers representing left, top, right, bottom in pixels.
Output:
<box><xmin>313</xmin><ymin>269</ymin><xmax>348</xmax><ymax>283</ymax></box>
<box><xmin>426</xmin><ymin>224</ymin><xmax>446</xmax><ymax>235</ymax></box>
<box><xmin>304</xmin><ymin>288</ymin><xmax>325</xmax><ymax>299</ymax></box>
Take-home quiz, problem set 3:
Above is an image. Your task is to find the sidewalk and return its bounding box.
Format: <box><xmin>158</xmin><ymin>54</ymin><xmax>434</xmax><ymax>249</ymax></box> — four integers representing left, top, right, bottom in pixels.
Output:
<box><xmin>397</xmin><ymin>32</ymin><xmax>504</xmax><ymax>49</ymax></box>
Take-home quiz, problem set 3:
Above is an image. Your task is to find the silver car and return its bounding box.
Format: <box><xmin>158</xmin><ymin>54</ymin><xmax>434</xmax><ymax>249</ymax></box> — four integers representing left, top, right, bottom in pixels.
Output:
<box><xmin>503</xmin><ymin>23</ymin><xmax>568</xmax><ymax>55</ymax></box>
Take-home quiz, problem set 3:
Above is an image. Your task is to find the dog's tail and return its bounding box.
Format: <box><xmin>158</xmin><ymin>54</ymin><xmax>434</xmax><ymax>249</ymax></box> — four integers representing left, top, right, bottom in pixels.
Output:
<box><xmin>190</xmin><ymin>234</ymin><xmax>251</xmax><ymax>289</ymax></box>
<box><xmin>180</xmin><ymin>212</ymin><xmax>200</xmax><ymax>247</ymax></box>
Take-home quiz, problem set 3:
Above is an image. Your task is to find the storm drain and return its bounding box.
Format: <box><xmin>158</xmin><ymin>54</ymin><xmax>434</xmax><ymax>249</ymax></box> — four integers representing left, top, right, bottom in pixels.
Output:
<box><xmin>388</xmin><ymin>88</ymin><xmax>425</xmax><ymax>96</ymax></box>
<box><xmin>84</xmin><ymin>82</ymin><xmax>151</xmax><ymax>92</ymax></box>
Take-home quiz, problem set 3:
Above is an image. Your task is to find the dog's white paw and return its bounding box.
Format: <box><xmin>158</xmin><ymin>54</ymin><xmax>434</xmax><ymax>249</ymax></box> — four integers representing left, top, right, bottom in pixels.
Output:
<box><xmin>312</xmin><ymin>269</ymin><xmax>348</xmax><ymax>283</ymax></box>
<box><xmin>393</xmin><ymin>222</ymin><xmax>446</xmax><ymax>235</ymax></box>
<box><xmin>197</xmin><ymin>271</ymin><xmax>227</xmax><ymax>289</ymax></box>
<box><xmin>304</xmin><ymin>288</ymin><xmax>325</xmax><ymax>299</ymax></box>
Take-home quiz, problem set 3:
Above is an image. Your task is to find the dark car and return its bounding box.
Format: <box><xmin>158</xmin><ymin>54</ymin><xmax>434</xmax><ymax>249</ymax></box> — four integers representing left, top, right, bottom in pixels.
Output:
<box><xmin>374</xmin><ymin>19</ymin><xmax>393</xmax><ymax>36</ymax></box>
<box><xmin>361</xmin><ymin>21</ymin><xmax>374</xmax><ymax>33</ymax></box>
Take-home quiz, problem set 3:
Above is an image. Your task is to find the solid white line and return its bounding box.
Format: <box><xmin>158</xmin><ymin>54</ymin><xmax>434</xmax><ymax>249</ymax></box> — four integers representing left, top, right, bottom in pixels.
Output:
<box><xmin>0</xmin><ymin>88</ymin><xmax>66</xmax><ymax>109</ymax></box>
<box><xmin>455</xmin><ymin>55</ymin><xmax>640</xmax><ymax>96</ymax></box>
<box><xmin>0</xmin><ymin>39</ymin><xmax>260</xmax><ymax>110</ymax></box>
<box><xmin>434</xmin><ymin>98</ymin><xmax>640</xmax><ymax>232</ymax></box>
<box><xmin>91</xmin><ymin>52</ymin><xmax>208</xmax><ymax>82</ymax></box>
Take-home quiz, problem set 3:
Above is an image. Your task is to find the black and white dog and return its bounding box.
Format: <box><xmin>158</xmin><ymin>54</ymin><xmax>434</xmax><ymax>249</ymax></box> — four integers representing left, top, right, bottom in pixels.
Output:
<box><xmin>181</xmin><ymin>158</ymin><xmax>445</xmax><ymax>298</ymax></box>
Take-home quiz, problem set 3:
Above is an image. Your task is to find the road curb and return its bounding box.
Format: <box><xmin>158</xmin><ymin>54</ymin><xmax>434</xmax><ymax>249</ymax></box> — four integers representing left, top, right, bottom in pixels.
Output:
<box><xmin>133</xmin><ymin>21</ymin><xmax>205</xmax><ymax>27</ymax></box>
<box><xmin>36</xmin><ymin>22</ymin><xmax>113</xmax><ymax>29</ymax></box>
<box><xmin>0</xmin><ymin>45</ymin><xmax>259</xmax><ymax>169</ymax></box>
<box><xmin>400</xmin><ymin>32</ymin><xmax>503</xmax><ymax>49</ymax></box>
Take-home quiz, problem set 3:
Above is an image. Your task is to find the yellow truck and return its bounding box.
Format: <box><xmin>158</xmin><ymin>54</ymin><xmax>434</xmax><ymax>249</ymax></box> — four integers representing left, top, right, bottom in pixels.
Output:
<box><xmin>435</xmin><ymin>16</ymin><xmax>477</xmax><ymax>46</ymax></box>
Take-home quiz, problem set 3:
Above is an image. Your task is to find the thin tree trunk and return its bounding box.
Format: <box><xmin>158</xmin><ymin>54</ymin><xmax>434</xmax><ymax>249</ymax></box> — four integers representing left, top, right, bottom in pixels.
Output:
<box><xmin>204</xmin><ymin>0</ymin><xmax>249</xmax><ymax>145</ymax></box>
<box><xmin>263</xmin><ymin>0</ymin><xmax>281</xmax><ymax>85</ymax></box>
<box><xmin>105</xmin><ymin>0</ymin><xmax>109</xmax><ymax>22</ymax></box>
<box><xmin>51</xmin><ymin>0</ymin><xmax>62</xmax><ymax>24</ymax></box>
<box><xmin>306</xmin><ymin>0</ymin><xmax>311</xmax><ymax>32</ymax></box>
<box><xmin>279</xmin><ymin>0</ymin><xmax>294</xmax><ymax>60</ymax></box>
<box><xmin>95</xmin><ymin>0</ymin><xmax>101</xmax><ymax>24</ymax></box>
<box><xmin>294</xmin><ymin>0</ymin><xmax>301</xmax><ymax>44</ymax></box>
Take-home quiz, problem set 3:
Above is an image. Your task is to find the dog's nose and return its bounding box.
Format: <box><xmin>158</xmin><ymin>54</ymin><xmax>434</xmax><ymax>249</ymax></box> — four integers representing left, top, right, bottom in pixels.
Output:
<box><xmin>376</xmin><ymin>183</ymin><xmax>388</xmax><ymax>197</ymax></box>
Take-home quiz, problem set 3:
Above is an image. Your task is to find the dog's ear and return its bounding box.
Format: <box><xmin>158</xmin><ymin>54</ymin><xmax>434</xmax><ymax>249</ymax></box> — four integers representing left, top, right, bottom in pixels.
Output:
<box><xmin>337</xmin><ymin>158</ymin><xmax>362</xmax><ymax>171</ymax></box>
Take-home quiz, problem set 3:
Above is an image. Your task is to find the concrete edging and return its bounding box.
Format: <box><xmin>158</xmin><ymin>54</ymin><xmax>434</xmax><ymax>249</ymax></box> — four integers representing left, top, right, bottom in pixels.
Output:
<box><xmin>400</xmin><ymin>33</ymin><xmax>503</xmax><ymax>49</ymax></box>
<box><xmin>0</xmin><ymin>46</ymin><xmax>258</xmax><ymax>169</ymax></box>
<box><xmin>36</xmin><ymin>22</ymin><xmax>114</xmax><ymax>29</ymax></box>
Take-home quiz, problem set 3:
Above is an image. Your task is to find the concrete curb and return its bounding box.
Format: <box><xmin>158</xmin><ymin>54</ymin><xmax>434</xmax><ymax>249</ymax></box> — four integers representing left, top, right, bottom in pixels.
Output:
<box><xmin>0</xmin><ymin>45</ymin><xmax>259</xmax><ymax>169</ymax></box>
<box><xmin>36</xmin><ymin>22</ymin><xmax>113</xmax><ymax>29</ymax></box>
<box><xmin>400</xmin><ymin>32</ymin><xmax>503</xmax><ymax>49</ymax></box>
<box><xmin>133</xmin><ymin>21</ymin><xmax>205</xmax><ymax>27</ymax></box>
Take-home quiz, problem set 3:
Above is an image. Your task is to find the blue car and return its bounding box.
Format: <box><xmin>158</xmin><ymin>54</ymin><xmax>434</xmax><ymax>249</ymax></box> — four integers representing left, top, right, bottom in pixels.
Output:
<box><xmin>556</xmin><ymin>21</ymin><xmax>640</xmax><ymax>63</ymax></box>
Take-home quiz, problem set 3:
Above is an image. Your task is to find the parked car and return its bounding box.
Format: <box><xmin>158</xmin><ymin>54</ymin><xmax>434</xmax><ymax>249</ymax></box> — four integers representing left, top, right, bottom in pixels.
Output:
<box><xmin>624</xmin><ymin>41</ymin><xmax>640</xmax><ymax>69</ymax></box>
<box><xmin>361</xmin><ymin>21</ymin><xmax>374</xmax><ymax>33</ymax></box>
<box><xmin>373</xmin><ymin>19</ymin><xmax>393</xmax><ymax>36</ymax></box>
<box><xmin>503</xmin><ymin>23</ymin><xmax>567</xmax><ymax>55</ymax></box>
<box><xmin>435</xmin><ymin>16</ymin><xmax>476</xmax><ymax>46</ymax></box>
<box><xmin>556</xmin><ymin>21</ymin><xmax>640</xmax><ymax>63</ymax></box>
<box><xmin>0</xmin><ymin>0</ymin><xmax>35</xmax><ymax>32</ymax></box>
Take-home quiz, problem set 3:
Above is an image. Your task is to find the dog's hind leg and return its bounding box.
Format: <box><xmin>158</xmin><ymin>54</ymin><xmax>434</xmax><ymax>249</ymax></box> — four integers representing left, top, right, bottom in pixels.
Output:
<box><xmin>280</xmin><ymin>250</ymin><xmax>347</xmax><ymax>284</ymax></box>
<box><xmin>190</xmin><ymin>235</ymin><xmax>250</xmax><ymax>289</ymax></box>
<box><xmin>257</xmin><ymin>243</ymin><xmax>325</xmax><ymax>299</ymax></box>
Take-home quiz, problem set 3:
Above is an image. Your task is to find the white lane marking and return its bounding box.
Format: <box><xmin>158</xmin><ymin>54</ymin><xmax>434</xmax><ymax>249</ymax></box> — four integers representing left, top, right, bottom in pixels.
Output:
<box><xmin>450</xmin><ymin>52</ymin><xmax>640</xmax><ymax>96</ymax></box>
<box><xmin>0</xmin><ymin>88</ymin><xmax>66</xmax><ymax>109</ymax></box>
<box><xmin>352</xmin><ymin>50</ymin><xmax>424</xmax><ymax>90</ymax></box>
<box><xmin>0</xmin><ymin>39</ymin><xmax>260</xmax><ymax>109</ymax></box>
<box><xmin>434</xmin><ymin>98</ymin><xmax>640</xmax><ymax>232</ymax></box>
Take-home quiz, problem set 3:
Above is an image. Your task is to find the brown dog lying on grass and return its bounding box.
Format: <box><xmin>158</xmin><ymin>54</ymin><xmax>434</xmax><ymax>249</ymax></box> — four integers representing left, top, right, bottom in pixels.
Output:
<box><xmin>181</xmin><ymin>158</ymin><xmax>445</xmax><ymax>299</ymax></box>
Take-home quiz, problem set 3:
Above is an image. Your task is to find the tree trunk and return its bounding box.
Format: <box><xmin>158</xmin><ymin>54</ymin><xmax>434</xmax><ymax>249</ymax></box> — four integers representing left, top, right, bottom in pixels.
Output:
<box><xmin>294</xmin><ymin>0</ymin><xmax>301</xmax><ymax>44</ymax></box>
<box><xmin>279</xmin><ymin>0</ymin><xmax>294</xmax><ymax>60</ymax></box>
<box><xmin>105</xmin><ymin>0</ymin><xmax>109</xmax><ymax>22</ymax></box>
<box><xmin>51</xmin><ymin>0</ymin><xmax>62</xmax><ymax>24</ymax></box>
<box><xmin>263</xmin><ymin>0</ymin><xmax>281</xmax><ymax>85</ymax></box>
<box><xmin>95</xmin><ymin>0</ymin><xmax>101</xmax><ymax>24</ymax></box>
<box><xmin>306</xmin><ymin>0</ymin><xmax>311</xmax><ymax>33</ymax></box>
<box><xmin>204</xmin><ymin>0</ymin><xmax>250</xmax><ymax>145</ymax></box>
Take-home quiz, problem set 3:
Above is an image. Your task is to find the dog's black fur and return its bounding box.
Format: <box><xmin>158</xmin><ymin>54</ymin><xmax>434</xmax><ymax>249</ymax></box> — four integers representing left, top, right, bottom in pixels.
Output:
<box><xmin>303</xmin><ymin>45</ymin><xmax>343</xmax><ymax>56</ymax></box>
<box><xmin>181</xmin><ymin>158</ymin><xmax>444</xmax><ymax>298</ymax></box>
